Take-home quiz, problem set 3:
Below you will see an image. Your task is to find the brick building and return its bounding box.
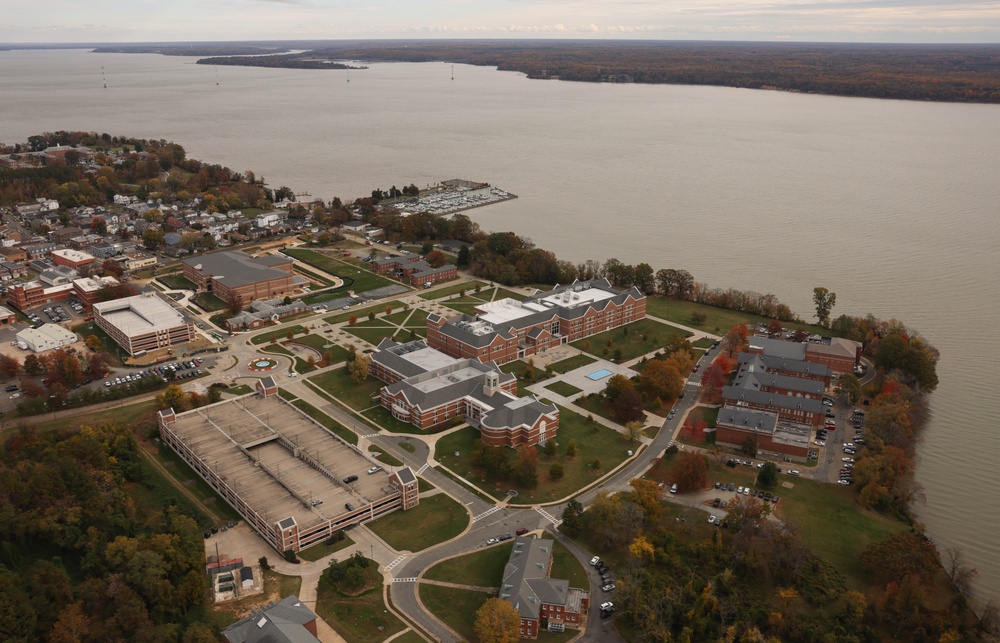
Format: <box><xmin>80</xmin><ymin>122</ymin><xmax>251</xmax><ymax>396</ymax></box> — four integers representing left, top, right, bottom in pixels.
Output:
<box><xmin>373</xmin><ymin>253</ymin><xmax>458</xmax><ymax>287</ymax></box>
<box><xmin>51</xmin><ymin>248</ymin><xmax>96</xmax><ymax>269</ymax></box>
<box><xmin>715</xmin><ymin>408</ymin><xmax>810</xmax><ymax>460</ymax></box>
<box><xmin>427</xmin><ymin>279</ymin><xmax>645</xmax><ymax>365</ymax></box>
<box><xmin>747</xmin><ymin>335</ymin><xmax>861</xmax><ymax>375</ymax></box>
<box><xmin>501</xmin><ymin>536</ymin><xmax>590</xmax><ymax>638</ymax></box>
<box><xmin>182</xmin><ymin>251</ymin><xmax>302</xmax><ymax>307</ymax></box>
<box><xmin>370</xmin><ymin>338</ymin><xmax>558</xmax><ymax>447</ymax></box>
<box><xmin>93</xmin><ymin>292</ymin><xmax>194</xmax><ymax>356</ymax></box>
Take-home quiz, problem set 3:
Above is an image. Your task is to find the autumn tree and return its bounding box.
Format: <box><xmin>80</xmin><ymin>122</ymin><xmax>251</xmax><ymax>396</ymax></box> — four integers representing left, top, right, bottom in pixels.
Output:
<box><xmin>813</xmin><ymin>287</ymin><xmax>837</xmax><ymax>326</ymax></box>
<box><xmin>603</xmin><ymin>373</ymin><xmax>633</xmax><ymax>402</ymax></box>
<box><xmin>700</xmin><ymin>362</ymin><xmax>726</xmax><ymax>401</ymax></box>
<box><xmin>157</xmin><ymin>384</ymin><xmax>188</xmax><ymax>411</ymax></box>
<box><xmin>23</xmin><ymin>353</ymin><xmax>44</xmax><ymax>376</ymax></box>
<box><xmin>101</xmin><ymin>258</ymin><xmax>125</xmax><ymax>278</ymax></box>
<box><xmin>640</xmin><ymin>358</ymin><xmax>684</xmax><ymax>401</ymax></box>
<box><xmin>0</xmin><ymin>353</ymin><xmax>19</xmax><ymax>378</ymax></box>
<box><xmin>757</xmin><ymin>461</ymin><xmax>779</xmax><ymax>488</ymax></box>
<box><xmin>142</xmin><ymin>228</ymin><xmax>164</xmax><ymax>250</ymax></box>
<box><xmin>425</xmin><ymin>249</ymin><xmax>447</xmax><ymax>268</ymax></box>
<box><xmin>348</xmin><ymin>354</ymin><xmax>371</xmax><ymax>384</ymax></box>
<box><xmin>85</xmin><ymin>334</ymin><xmax>103</xmax><ymax>351</ymax></box>
<box><xmin>612</xmin><ymin>387</ymin><xmax>644</xmax><ymax>424</ymax></box>
<box><xmin>473</xmin><ymin>597</ymin><xmax>520</xmax><ymax>643</ymax></box>
<box><xmin>348</xmin><ymin>315</ymin><xmax>358</xmax><ymax>326</ymax></box>
<box><xmin>670</xmin><ymin>451</ymin><xmax>709</xmax><ymax>492</ymax></box>
<box><xmin>722</xmin><ymin>323</ymin><xmax>749</xmax><ymax>356</ymax></box>
<box><xmin>624</xmin><ymin>420</ymin><xmax>645</xmax><ymax>443</ymax></box>
<box><xmin>514</xmin><ymin>444</ymin><xmax>538</xmax><ymax>488</ymax></box>
<box><xmin>628</xmin><ymin>478</ymin><xmax>663</xmax><ymax>525</ymax></box>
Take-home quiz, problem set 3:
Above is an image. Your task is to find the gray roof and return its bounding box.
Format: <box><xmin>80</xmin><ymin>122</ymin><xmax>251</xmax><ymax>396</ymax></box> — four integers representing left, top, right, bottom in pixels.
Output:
<box><xmin>736</xmin><ymin>353</ymin><xmax>831</xmax><ymax>379</ymax></box>
<box><xmin>395</xmin><ymin>467</ymin><xmax>416</xmax><ymax>485</ymax></box>
<box><xmin>481</xmin><ymin>396</ymin><xmax>557</xmax><ymax>432</ymax></box>
<box><xmin>716</xmin><ymin>407</ymin><xmax>779</xmax><ymax>434</ymax></box>
<box><xmin>222</xmin><ymin>595</ymin><xmax>319</xmax><ymax>643</ymax></box>
<box><xmin>370</xmin><ymin>338</ymin><xmax>456</xmax><ymax>380</ymax></box>
<box><xmin>500</xmin><ymin>537</ymin><xmax>567</xmax><ymax>620</ymax></box>
<box><xmin>722</xmin><ymin>386</ymin><xmax>827</xmax><ymax>415</ymax></box>
<box><xmin>183</xmin><ymin>250</ymin><xmax>291</xmax><ymax>288</ymax></box>
<box><xmin>748</xmin><ymin>336</ymin><xmax>807</xmax><ymax>361</ymax></box>
<box><xmin>383</xmin><ymin>358</ymin><xmax>515</xmax><ymax>411</ymax></box>
<box><xmin>733</xmin><ymin>367</ymin><xmax>825</xmax><ymax>396</ymax></box>
<box><xmin>227</xmin><ymin>297</ymin><xmax>307</xmax><ymax>328</ymax></box>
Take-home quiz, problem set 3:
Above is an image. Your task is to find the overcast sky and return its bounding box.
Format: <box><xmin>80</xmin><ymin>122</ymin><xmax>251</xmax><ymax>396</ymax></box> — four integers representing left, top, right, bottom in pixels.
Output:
<box><xmin>3</xmin><ymin>0</ymin><xmax>999</xmax><ymax>44</ymax></box>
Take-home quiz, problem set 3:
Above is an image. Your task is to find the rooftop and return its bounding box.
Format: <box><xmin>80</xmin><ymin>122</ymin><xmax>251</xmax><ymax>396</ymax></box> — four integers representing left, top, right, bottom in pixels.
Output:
<box><xmin>93</xmin><ymin>293</ymin><xmax>189</xmax><ymax>336</ymax></box>
<box><xmin>183</xmin><ymin>250</ymin><xmax>292</xmax><ymax>287</ymax></box>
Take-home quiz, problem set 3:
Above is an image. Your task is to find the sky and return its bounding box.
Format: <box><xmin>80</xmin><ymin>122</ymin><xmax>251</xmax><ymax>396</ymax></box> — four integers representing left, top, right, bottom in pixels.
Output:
<box><xmin>2</xmin><ymin>0</ymin><xmax>999</xmax><ymax>44</ymax></box>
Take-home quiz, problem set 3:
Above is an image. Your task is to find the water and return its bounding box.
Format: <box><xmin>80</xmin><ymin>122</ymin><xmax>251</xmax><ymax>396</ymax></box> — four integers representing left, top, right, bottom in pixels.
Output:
<box><xmin>3</xmin><ymin>48</ymin><xmax>999</xmax><ymax>599</ymax></box>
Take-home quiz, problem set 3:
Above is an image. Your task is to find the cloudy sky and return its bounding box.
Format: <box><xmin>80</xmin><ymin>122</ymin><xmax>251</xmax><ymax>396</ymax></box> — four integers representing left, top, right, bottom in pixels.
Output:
<box><xmin>3</xmin><ymin>0</ymin><xmax>999</xmax><ymax>44</ymax></box>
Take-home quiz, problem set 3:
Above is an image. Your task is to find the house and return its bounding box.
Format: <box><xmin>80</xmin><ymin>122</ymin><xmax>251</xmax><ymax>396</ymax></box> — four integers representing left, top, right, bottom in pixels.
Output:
<box><xmin>0</xmin><ymin>247</ymin><xmax>27</xmax><ymax>263</ymax></box>
<box><xmin>0</xmin><ymin>261</ymin><xmax>27</xmax><ymax>280</ymax></box>
<box><xmin>8</xmin><ymin>281</ymin><xmax>75</xmax><ymax>310</ymax></box>
<box><xmin>427</xmin><ymin>279</ymin><xmax>645</xmax><ymax>365</ymax></box>
<box><xmin>222</xmin><ymin>595</ymin><xmax>320</xmax><ymax>643</ymax></box>
<box><xmin>0</xmin><ymin>305</ymin><xmax>16</xmax><ymax>325</ymax></box>
<box><xmin>50</xmin><ymin>227</ymin><xmax>85</xmax><ymax>245</ymax></box>
<box><xmin>370</xmin><ymin>339</ymin><xmax>558</xmax><ymax>447</ymax></box>
<box><xmin>500</xmin><ymin>536</ymin><xmax>590</xmax><ymax>638</ymax></box>
<box><xmin>340</xmin><ymin>221</ymin><xmax>369</xmax><ymax>235</ymax></box>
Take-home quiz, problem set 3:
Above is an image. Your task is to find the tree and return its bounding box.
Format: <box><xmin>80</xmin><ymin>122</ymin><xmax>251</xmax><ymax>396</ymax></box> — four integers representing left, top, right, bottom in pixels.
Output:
<box><xmin>612</xmin><ymin>387</ymin><xmax>644</xmax><ymax>424</ymax></box>
<box><xmin>603</xmin><ymin>373</ymin><xmax>633</xmax><ymax>402</ymax></box>
<box><xmin>549</xmin><ymin>462</ymin><xmax>564</xmax><ymax>481</ymax></box>
<box><xmin>633</xmin><ymin>262</ymin><xmax>655</xmax><ymax>294</ymax></box>
<box><xmin>640</xmin><ymin>359</ymin><xmax>684</xmax><ymax>401</ymax></box>
<box><xmin>348</xmin><ymin>315</ymin><xmax>358</xmax><ymax>326</ymax></box>
<box><xmin>741</xmin><ymin>435</ymin><xmax>758</xmax><ymax>458</ymax></box>
<box><xmin>700</xmin><ymin>362</ymin><xmax>726</xmax><ymax>401</ymax></box>
<box><xmin>560</xmin><ymin>499</ymin><xmax>583</xmax><ymax>536</ymax></box>
<box><xmin>23</xmin><ymin>353</ymin><xmax>44</xmax><ymax>376</ymax></box>
<box><xmin>565</xmin><ymin>439</ymin><xmax>577</xmax><ymax>458</ymax></box>
<box><xmin>157</xmin><ymin>384</ymin><xmax>187</xmax><ymax>411</ymax></box>
<box><xmin>624</xmin><ymin>420</ymin><xmax>645</xmax><ymax>443</ymax></box>
<box><xmin>514</xmin><ymin>444</ymin><xmax>538</xmax><ymax>488</ymax></box>
<box><xmin>0</xmin><ymin>353</ymin><xmax>19</xmax><ymax>378</ymax></box>
<box><xmin>456</xmin><ymin>244</ymin><xmax>470</xmax><ymax>267</ymax></box>
<box><xmin>757</xmin><ymin>461</ymin><xmax>779</xmax><ymax>488</ymax></box>
<box><xmin>473</xmin><ymin>597</ymin><xmax>520</xmax><ymax>643</ymax></box>
<box><xmin>142</xmin><ymin>228</ymin><xmax>164</xmax><ymax>251</ymax></box>
<box><xmin>671</xmin><ymin>451</ymin><xmax>709</xmax><ymax>492</ymax></box>
<box><xmin>813</xmin><ymin>287</ymin><xmax>837</xmax><ymax>327</ymax></box>
<box><xmin>367</xmin><ymin>311</ymin><xmax>376</xmax><ymax>322</ymax></box>
<box><xmin>101</xmin><ymin>258</ymin><xmax>124</xmax><ymax>278</ymax></box>
<box><xmin>722</xmin><ymin>324</ymin><xmax>748</xmax><ymax>356</ymax></box>
<box><xmin>425</xmin><ymin>250</ymin><xmax>447</xmax><ymax>268</ymax></box>
<box><xmin>839</xmin><ymin>373</ymin><xmax>863</xmax><ymax>404</ymax></box>
<box><xmin>348</xmin><ymin>354</ymin><xmax>371</xmax><ymax>383</ymax></box>
<box><xmin>384</xmin><ymin>305</ymin><xmax>393</xmax><ymax>316</ymax></box>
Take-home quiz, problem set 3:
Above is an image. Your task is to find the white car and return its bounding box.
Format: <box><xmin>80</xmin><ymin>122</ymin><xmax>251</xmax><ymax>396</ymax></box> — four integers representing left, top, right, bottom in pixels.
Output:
<box><xmin>737</xmin><ymin>486</ymin><xmax>744</xmax><ymax>495</ymax></box>
<box><xmin>815</xmin><ymin>440</ymin><xmax>826</xmax><ymax>446</ymax></box>
<box><xmin>842</xmin><ymin>457</ymin><xmax>854</xmax><ymax>463</ymax></box>
<box><xmin>288</xmin><ymin>371</ymin><xmax>298</xmax><ymax>378</ymax></box>
<box><xmin>590</xmin><ymin>556</ymin><xmax>600</xmax><ymax>566</ymax></box>
<box><xmin>708</xmin><ymin>515</ymin><xmax>717</xmax><ymax>524</ymax></box>
<box><xmin>788</xmin><ymin>470</ymin><xmax>801</xmax><ymax>476</ymax></box>
<box><xmin>367</xmin><ymin>466</ymin><xmax>382</xmax><ymax>474</ymax></box>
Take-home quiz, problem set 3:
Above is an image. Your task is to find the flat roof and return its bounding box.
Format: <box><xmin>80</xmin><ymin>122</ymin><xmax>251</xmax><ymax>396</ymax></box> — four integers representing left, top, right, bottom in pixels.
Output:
<box><xmin>93</xmin><ymin>293</ymin><xmax>188</xmax><ymax>336</ymax></box>
<box><xmin>398</xmin><ymin>345</ymin><xmax>459</xmax><ymax>372</ymax></box>
<box><xmin>167</xmin><ymin>396</ymin><xmax>395</xmax><ymax>533</ymax></box>
<box><xmin>409</xmin><ymin>364</ymin><xmax>488</xmax><ymax>394</ymax></box>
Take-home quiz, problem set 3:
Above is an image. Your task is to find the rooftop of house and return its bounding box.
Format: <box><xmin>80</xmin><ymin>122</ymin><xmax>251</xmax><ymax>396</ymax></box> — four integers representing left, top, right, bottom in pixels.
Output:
<box><xmin>500</xmin><ymin>537</ymin><xmax>571</xmax><ymax>620</ymax></box>
<box><xmin>182</xmin><ymin>250</ymin><xmax>292</xmax><ymax>287</ymax></box>
<box><xmin>222</xmin><ymin>595</ymin><xmax>319</xmax><ymax>643</ymax></box>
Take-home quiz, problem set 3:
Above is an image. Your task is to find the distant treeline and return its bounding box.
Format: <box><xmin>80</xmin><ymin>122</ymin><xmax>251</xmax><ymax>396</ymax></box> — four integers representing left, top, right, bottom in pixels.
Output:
<box><xmin>195</xmin><ymin>55</ymin><xmax>365</xmax><ymax>70</ymax></box>
<box><xmin>187</xmin><ymin>39</ymin><xmax>1000</xmax><ymax>104</ymax></box>
<box><xmin>92</xmin><ymin>44</ymin><xmax>289</xmax><ymax>56</ymax></box>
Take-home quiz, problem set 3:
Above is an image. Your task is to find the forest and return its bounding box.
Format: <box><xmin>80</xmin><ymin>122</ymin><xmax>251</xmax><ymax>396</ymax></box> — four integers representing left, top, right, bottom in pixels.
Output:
<box><xmin>170</xmin><ymin>39</ymin><xmax>1000</xmax><ymax>103</ymax></box>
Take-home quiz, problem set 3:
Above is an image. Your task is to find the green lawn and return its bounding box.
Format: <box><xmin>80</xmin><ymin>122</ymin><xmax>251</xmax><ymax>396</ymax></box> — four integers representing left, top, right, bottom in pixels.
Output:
<box><xmin>417</xmin><ymin>477</ymin><xmax>434</xmax><ymax>493</ymax></box>
<box><xmin>250</xmin><ymin>324</ymin><xmax>306</xmax><ymax>345</ymax></box>
<box><xmin>389</xmin><ymin>631</ymin><xmax>427</xmax><ymax>643</ymax></box>
<box><xmin>366</xmin><ymin>493</ymin><xmax>469</xmax><ymax>552</ymax></box>
<box><xmin>546</xmin><ymin>354</ymin><xmax>597</xmax><ymax>374</ymax></box>
<box><xmin>500</xmin><ymin>359</ymin><xmax>551</xmax><ymax>385</ymax></box>
<box><xmin>226</xmin><ymin>384</ymin><xmax>253</xmax><ymax>396</ymax></box>
<box><xmin>572</xmin><ymin>394</ymin><xmax>621</xmax><ymax>424</ymax></box>
<box><xmin>278</xmin><ymin>387</ymin><xmax>298</xmax><ymax>401</ymax></box>
<box><xmin>72</xmin><ymin>321</ymin><xmax>126</xmax><ymax>365</ymax></box>
<box><xmin>692</xmin><ymin>337</ymin><xmax>715</xmax><ymax>349</ymax></box>
<box><xmin>644</xmin><ymin>297</ymin><xmax>830</xmax><ymax>337</ymax></box>
<box><xmin>309</xmin><ymin>369</ymin><xmax>383</xmax><ymax>411</ymax></box>
<box><xmin>285</xmin><ymin>248</ymin><xmax>402</xmax><ymax>294</ymax></box>
<box><xmin>192</xmin><ymin>292</ymin><xmax>227</xmax><ymax>311</ymax></box>
<box><xmin>294</xmin><ymin>263</ymin><xmax>336</xmax><ymax>287</ymax></box>
<box><xmin>419</xmin><ymin>280</ymin><xmax>486</xmax><ymax>300</ymax></box>
<box><xmin>324</xmin><ymin>300</ymin><xmax>408</xmax><ymax>325</ymax></box>
<box><xmin>572</xmin><ymin>318</ymin><xmax>691</xmax><ymax>362</ymax></box>
<box><xmin>417</xmin><ymin>584</ymin><xmax>491</xmax><ymax>643</ymax></box>
<box><xmin>292</xmin><ymin>399</ymin><xmax>359</xmax><ymax>445</ymax></box>
<box><xmin>146</xmin><ymin>442</ymin><xmax>243</xmax><ymax>525</ymax></box>
<box><xmin>544</xmin><ymin>380</ymin><xmax>583</xmax><ymax>398</ymax></box>
<box><xmin>424</xmin><ymin>542</ymin><xmax>514</xmax><ymax>586</ymax></box>
<box><xmin>345</xmin><ymin>325</ymin><xmax>398</xmax><ymax>346</ymax></box>
<box><xmin>435</xmin><ymin>406</ymin><xmax>633</xmax><ymax>504</ymax></box>
<box><xmin>158</xmin><ymin>273</ymin><xmax>197</xmax><ymax>290</ymax></box>
<box><xmin>361</xmin><ymin>406</ymin><xmax>433</xmax><ymax>435</ymax></box>
<box><xmin>546</xmin><ymin>533</ymin><xmax>591</xmax><ymax>591</ymax></box>
<box><xmin>316</xmin><ymin>568</ymin><xmax>405</xmax><ymax>643</ymax></box>
<box><xmin>297</xmin><ymin>533</ymin><xmax>356</xmax><ymax>562</ymax></box>
<box><xmin>260</xmin><ymin>344</ymin><xmax>294</xmax><ymax>356</ymax></box>
<box><xmin>369</xmin><ymin>445</ymin><xmax>404</xmax><ymax>467</ymax></box>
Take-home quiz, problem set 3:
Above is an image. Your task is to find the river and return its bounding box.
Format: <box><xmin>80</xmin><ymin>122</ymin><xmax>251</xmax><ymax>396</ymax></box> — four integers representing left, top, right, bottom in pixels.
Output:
<box><xmin>2</xmin><ymin>48</ymin><xmax>999</xmax><ymax>600</ymax></box>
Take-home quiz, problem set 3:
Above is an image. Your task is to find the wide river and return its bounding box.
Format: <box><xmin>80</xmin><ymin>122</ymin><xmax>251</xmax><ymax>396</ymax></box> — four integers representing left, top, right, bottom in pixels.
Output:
<box><xmin>3</xmin><ymin>48</ymin><xmax>999</xmax><ymax>600</ymax></box>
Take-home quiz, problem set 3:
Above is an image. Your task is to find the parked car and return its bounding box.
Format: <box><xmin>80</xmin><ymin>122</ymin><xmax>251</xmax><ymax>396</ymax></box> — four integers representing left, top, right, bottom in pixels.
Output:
<box><xmin>590</xmin><ymin>556</ymin><xmax>600</xmax><ymax>566</ymax></box>
<box><xmin>516</xmin><ymin>528</ymin><xmax>529</xmax><ymax>536</ymax></box>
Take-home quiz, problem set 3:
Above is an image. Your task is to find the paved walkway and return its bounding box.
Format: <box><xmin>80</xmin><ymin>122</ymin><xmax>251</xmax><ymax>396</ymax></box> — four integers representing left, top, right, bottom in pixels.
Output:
<box><xmin>418</xmin><ymin>579</ymin><xmax>495</xmax><ymax>593</ymax></box>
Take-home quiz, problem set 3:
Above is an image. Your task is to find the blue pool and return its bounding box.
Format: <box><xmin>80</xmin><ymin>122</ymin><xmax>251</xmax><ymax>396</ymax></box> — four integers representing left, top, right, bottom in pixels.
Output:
<box><xmin>586</xmin><ymin>368</ymin><xmax>614</xmax><ymax>381</ymax></box>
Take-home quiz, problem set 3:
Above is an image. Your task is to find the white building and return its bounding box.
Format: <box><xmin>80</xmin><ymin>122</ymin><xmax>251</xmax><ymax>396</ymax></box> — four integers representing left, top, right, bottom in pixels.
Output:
<box><xmin>16</xmin><ymin>323</ymin><xmax>77</xmax><ymax>353</ymax></box>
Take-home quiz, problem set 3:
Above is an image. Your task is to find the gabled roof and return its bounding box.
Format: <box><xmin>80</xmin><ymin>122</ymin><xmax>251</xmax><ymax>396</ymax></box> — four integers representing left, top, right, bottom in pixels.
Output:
<box><xmin>748</xmin><ymin>336</ymin><xmax>807</xmax><ymax>360</ymax></box>
<box><xmin>481</xmin><ymin>396</ymin><xmax>557</xmax><ymax>432</ymax></box>
<box><xmin>182</xmin><ymin>250</ymin><xmax>291</xmax><ymax>287</ymax></box>
<box><xmin>736</xmin><ymin>353</ymin><xmax>831</xmax><ymax>379</ymax></box>
<box><xmin>733</xmin><ymin>367</ymin><xmax>824</xmax><ymax>396</ymax></box>
<box><xmin>383</xmin><ymin>359</ymin><xmax>514</xmax><ymax>411</ymax></box>
<box><xmin>722</xmin><ymin>385</ymin><xmax>826</xmax><ymax>414</ymax></box>
<box><xmin>222</xmin><ymin>595</ymin><xmax>319</xmax><ymax>643</ymax></box>
<box><xmin>716</xmin><ymin>407</ymin><xmax>779</xmax><ymax>434</ymax></box>
<box><xmin>500</xmin><ymin>537</ymin><xmax>566</xmax><ymax>620</ymax></box>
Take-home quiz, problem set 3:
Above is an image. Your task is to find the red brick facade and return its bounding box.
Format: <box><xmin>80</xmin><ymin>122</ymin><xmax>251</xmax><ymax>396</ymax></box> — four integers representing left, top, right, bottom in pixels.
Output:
<box><xmin>715</xmin><ymin>425</ymin><xmax>809</xmax><ymax>459</ymax></box>
<box><xmin>379</xmin><ymin>380</ymin><xmax>518</xmax><ymax>430</ymax></box>
<box><xmin>480</xmin><ymin>412</ymin><xmax>558</xmax><ymax>448</ymax></box>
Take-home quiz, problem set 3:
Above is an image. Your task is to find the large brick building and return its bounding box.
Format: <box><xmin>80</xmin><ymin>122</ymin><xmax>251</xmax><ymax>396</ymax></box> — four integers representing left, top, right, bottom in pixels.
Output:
<box><xmin>372</xmin><ymin>253</ymin><xmax>458</xmax><ymax>287</ymax></box>
<box><xmin>501</xmin><ymin>536</ymin><xmax>590</xmax><ymax>638</ymax></box>
<box><xmin>93</xmin><ymin>292</ymin><xmax>195</xmax><ymax>356</ymax></box>
<box><xmin>427</xmin><ymin>279</ymin><xmax>645</xmax><ymax>365</ymax></box>
<box><xmin>370</xmin><ymin>338</ymin><xmax>558</xmax><ymax>447</ymax></box>
<box><xmin>182</xmin><ymin>251</ymin><xmax>302</xmax><ymax>307</ymax></box>
<box><xmin>747</xmin><ymin>335</ymin><xmax>861</xmax><ymax>375</ymax></box>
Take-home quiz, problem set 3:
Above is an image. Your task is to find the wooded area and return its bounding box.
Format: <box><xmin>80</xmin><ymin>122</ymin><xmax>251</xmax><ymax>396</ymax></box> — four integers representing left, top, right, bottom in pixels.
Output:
<box><xmin>189</xmin><ymin>40</ymin><xmax>1000</xmax><ymax>103</ymax></box>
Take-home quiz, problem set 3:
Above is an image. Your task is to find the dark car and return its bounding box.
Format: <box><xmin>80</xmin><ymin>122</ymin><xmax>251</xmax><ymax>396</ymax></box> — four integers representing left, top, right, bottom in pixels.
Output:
<box><xmin>516</xmin><ymin>528</ymin><xmax>529</xmax><ymax>536</ymax></box>
<box><xmin>713</xmin><ymin>497</ymin><xmax>721</xmax><ymax>507</ymax></box>
<box><xmin>343</xmin><ymin>475</ymin><xmax>358</xmax><ymax>484</ymax></box>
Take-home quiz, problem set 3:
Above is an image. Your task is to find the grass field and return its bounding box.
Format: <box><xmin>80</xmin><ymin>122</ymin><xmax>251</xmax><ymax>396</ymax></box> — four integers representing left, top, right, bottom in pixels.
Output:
<box><xmin>344</xmin><ymin>325</ymin><xmax>398</xmax><ymax>346</ymax></box>
<box><xmin>499</xmin><ymin>359</ymin><xmax>551</xmax><ymax>385</ymax></box>
<box><xmin>309</xmin><ymin>369</ymin><xmax>383</xmax><ymax>411</ymax></box>
<box><xmin>544</xmin><ymin>380</ymin><xmax>583</xmax><ymax>398</ymax></box>
<box><xmin>572</xmin><ymin>318</ymin><xmax>690</xmax><ymax>362</ymax></box>
<box><xmin>644</xmin><ymin>297</ymin><xmax>830</xmax><ymax>337</ymax></box>
<box><xmin>192</xmin><ymin>292</ymin><xmax>227</xmax><ymax>311</ymax></box>
<box><xmin>12</xmin><ymin>398</ymin><xmax>159</xmax><ymax>436</ymax></box>
<box><xmin>369</xmin><ymin>445</ymin><xmax>404</xmax><ymax>467</ymax></box>
<box><xmin>324</xmin><ymin>300</ymin><xmax>408</xmax><ymax>325</ymax></box>
<box><xmin>424</xmin><ymin>542</ymin><xmax>514</xmax><ymax>585</ymax></box>
<box><xmin>419</xmin><ymin>280</ymin><xmax>486</xmax><ymax>300</ymax></box>
<box><xmin>366</xmin><ymin>493</ymin><xmax>469</xmax><ymax>552</ymax></box>
<box><xmin>417</xmin><ymin>584</ymin><xmax>491</xmax><ymax>643</ymax></box>
<box><xmin>546</xmin><ymin>534</ymin><xmax>591</xmax><ymax>591</ymax></box>
<box><xmin>435</xmin><ymin>406</ymin><xmax>633</xmax><ymax>504</ymax></box>
<box><xmin>388</xmin><ymin>631</ymin><xmax>426</xmax><ymax>643</ymax></box>
<box><xmin>361</xmin><ymin>405</ymin><xmax>434</xmax><ymax>435</ymax></box>
<box><xmin>297</xmin><ymin>533</ymin><xmax>356</xmax><ymax>562</ymax></box>
<box><xmin>225</xmin><ymin>384</ymin><xmax>253</xmax><ymax>396</ymax></box>
<box><xmin>285</xmin><ymin>248</ymin><xmax>402</xmax><ymax>294</ymax></box>
<box><xmin>292</xmin><ymin>399</ymin><xmax>359</xmax><ymax>446</ymax></box>
<box><xmin>158</xmin><ymin>273</ymin><xmax>197</xmax><ymax>290</ymax></box>
<box><xmin>546</xmin><ymin>354</ymin><xmax>597</xmax><ymax>374</ymax></box>
<box><xmin>294</xmin><ymin>263</ymin><xmax>337</xmax><ymax>287</ymax></box>
<box><xmin>316</xmin><ymin>567</ymin><xmax>405</xmax><ymax>643</ymax></box>
<box><xmin>250</xmin><ymin>324</ymin><xmax>306</xmax><ymax>345</ymax></box>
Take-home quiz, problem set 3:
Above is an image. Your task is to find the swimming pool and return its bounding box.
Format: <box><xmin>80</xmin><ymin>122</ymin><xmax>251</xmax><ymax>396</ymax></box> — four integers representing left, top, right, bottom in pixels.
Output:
<box><xmin>586</xmin><ymin>368</ymin><xmax>614</xmax><ymax>381</ymax></box>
